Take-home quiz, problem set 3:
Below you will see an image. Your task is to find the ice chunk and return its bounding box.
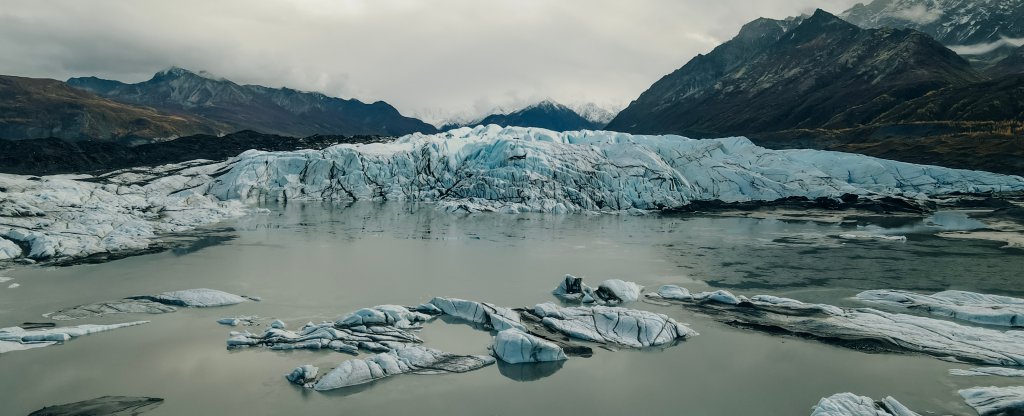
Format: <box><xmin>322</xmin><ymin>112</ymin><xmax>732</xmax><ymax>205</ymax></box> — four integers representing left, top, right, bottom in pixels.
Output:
<box><xmin>595</xmin><ymin>279</ymin><xmax>643</xmax><ymax>304</ymax></box>
<box><xmin>811</xmin><ymin>393</ymin><xmax>921</xmax><ymax>416</ymax></box>
<box><xmin>336</xmin><ymin>305</ymin><xmax>431</xmax><ymax>329</ymax></box>
<box><xmin>654</xmin><ymin>287</ymin><xmax>1024</xmax><ymax>366</ymax></box>
<box><xmin>312</xmin><ymin>346</ymin><xmax>495</xmax><ymax>391</ymax></box>
<box><xmin>856</xmin><ymin>289</ymin><xmax>1024</xmax><ymax>327</ymax></box>
<box><xmin>286</xmin><ymin>365</ymin><xmax>319</xmax><ymax>386</ymax></box>
<box><xmin>492</xmin><ymin>328</ymin><xmax>568</xmax><ymax>364</ymax></box>
<box><xmin>0</xmin><ymin>237</ymin><xmax>21</xmax><ymax>260</ymax></box>
<box><xmin>951</xmin><ymin>367</ymin><xmax>1024</xmax><ymax>377</ymax></box>
<box><xmin>229</xmin><ymin>306</ymin><xmax>426</xmax><ymax>353</ymax></box>
<box><xmin>534</xmin><ymin>303</ymin><xmax>696</xmax><ymax>348</ymax></box>
<box><xmin>837</xmin><ymin>234</ymin><xmax>908</xmax><ymax>242</ymax></box>
<box><xmin>656</xmin><ymin>285</ymin><xmax>693</xmax><ymax>301</ymax></box>
<box><xmin>152</xmin><ymin>288</ymin><xmax>249</xmax><ymax>307</ymax></box>
<box><xmin>429</xmin><ymin>297</ymin><xmax>524</xmax><ymax>331</ymax></box>
<box><xmin>217</xmin><ymin>316</ymin><xmax>260</xmax><ymax>327</ymax></box>
<box><xmin>552</xmin><ymin>275</ymin><xmax>642</xmax><ymax>304</ymax></box>
<box><xmin>552</xmin><ymin>275</ymin><xmax>591</xmax><ymax>302</ymax></box>
<box><xmin>0</xmin><ymin>321</ymin><xmax>149</xmax><ymax>355</ymax></box>
<box><xmin>959</xmin><ymin>386</ymin><xmax>1024</xmax><ymax>415</ymax></box>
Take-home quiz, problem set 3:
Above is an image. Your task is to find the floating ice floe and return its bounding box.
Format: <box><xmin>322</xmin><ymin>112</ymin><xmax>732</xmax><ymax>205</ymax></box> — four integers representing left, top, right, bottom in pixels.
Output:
<box><xmin>205</xmin><ymin>126</ymin><xmax>1024</xmax><ymax>214</ymax></box>
<box><xmin>27</xmin><ymin>396</ymin><xmax>164</xmax><ymax>416</ymax></box>
<box><xmin>428</xmin><ymin>297</ymin><xmax>525</xmax><ymax>331</ymax></box>
<box><xmin>951</xmin><ymin>367</ymin><xmax>1024</xmax><ymax>377</ymax></box>
<box><xmin>492</xmin><ymin>328</ymin><xmax>568</xmax><ymax>364</ymax></box>
<box><xmin>959</xmin><ymin>386</ymin><xmax>1024</xmax><ymax>415</ymax></box>
<box><xmin>650</xmin><ymin>286</ymin><xmax>1024</xmax><ymax>365</ymax></box>
<box><xmin>551</xmin><ymin>275</ymin><xmax>643</xmax><ymax>305</ymax></box>
<box><xmin>217</xmin><ymin>316</ymin><xmax>261</xmax><ymax>327</ymax></box>
<box><xmin>309</xmin><ymin>346</ymin><xmax>495</xmax><ymax>391</ymax></box>
<box><xmin>227</xmin><ymin>305</ymin><xmax>429</xmax><ymax>354</ymax></box>
<box><xmin>530</xmin><ymin>302</ymin><xmax>696</xmax><ymax>348</ymax></box>
<box><xmin>0</xmin><ymin>160</ymin><xmax>249</xmax><ymax>263</ymax></box>
<box><xmin>836</xmin><ymin>234</ymin><xmax>908</xmax><ymax>242</ymax></box>
<box><xmin>45</xmin><ymin>288</ymin><xmax>254</xmax><ymax>320</ymax></box>
<box><xmin>856</xmin><ymin>290</ymin><xmax>1024</xmax><ymax>328</ymax></box>
<box><xmin>811</xmin><ymin>393</ymin><xmax>920</xmax><ymax>416</ymax></box>
<box><xmin>286</xmin><ymin>365</ymin><xmax>319</xmax><ymax>386</ymax></box>
<box><xmin>0</xmin><ymin>321</ymin><xmax>148</xmax><ymax>354</ymax></box>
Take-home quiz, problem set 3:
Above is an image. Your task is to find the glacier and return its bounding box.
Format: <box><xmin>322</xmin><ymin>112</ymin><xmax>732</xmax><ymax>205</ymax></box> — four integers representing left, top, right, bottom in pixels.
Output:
<box><xmin>205</xmin><ymin>126</ymin><xmax>1024</xmax><ymax>213</ymax></box>
<box><xmin>959</xmin><ymin>386</ymin><xmax>1024</xmax><ymax>415</ymax></box>
<box><xmin>811</xmin><ymin>393</ymin><xmax>920</xmax><ymax>416</ymax></box>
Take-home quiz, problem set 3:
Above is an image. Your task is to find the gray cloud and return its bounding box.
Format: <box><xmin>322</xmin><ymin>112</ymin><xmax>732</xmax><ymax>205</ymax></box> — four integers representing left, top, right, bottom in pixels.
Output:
<box><xmin>0</xmin><ymin>0</ymin><xmax>861</xmax><ymax>122</ymax></box>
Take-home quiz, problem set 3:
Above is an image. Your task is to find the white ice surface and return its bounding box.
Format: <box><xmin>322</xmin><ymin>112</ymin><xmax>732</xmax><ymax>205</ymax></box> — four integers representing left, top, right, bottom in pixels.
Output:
<box><xmin>155</xmin><ymin>288</ymin><xmax>249</xmax><ymax>307</ymax></box>
<box><xmin>429</xmin><ymin>297</ymin><xmax>525</xmax><ymax>331</ymax></box>
<box><xmin>312</xmin><ymin>346</ymin><xmax>495</xmax><ymax>391</ymax></box>
<box><xmin>492</xmin><ymin>328</ymin><xmax>568</xmax><ymax>364</ymax></box>
<box><xmin>0</xmin><ymin>161</ymin><xmax>248</xmax><ymax>262</ymax></box>
<box><xmin>205</xmin><ymin>126</ymin><xmax>1024</xmax><ymax>213</ymax></box>
<box><xmin>959</xmin><ymin>386</ymin><xmax>1024</xmax><ymax>415</ymax></box>
<box><xmin>856</xmin><ymin>290</ymin><xmax>1024</xmax><ymax>327</ymax></box>
<box><xmin>951</xmin><ymin>367</ymin><xmax>1024</xmax><ymax>377</ymax></box>
<box><xmin>811</xmin><ymin>393</ymin><xmax>920</xmax><ymax>416</ymax></box>
<box><xmin>0</xmin><ymin>321</ymin><xmax>149</xmax><ymax>354</ymax></box>
<box><xmin>533</xmin><ymin>302</ymin><xmax>696</xmax><ymax>348</ymax></box>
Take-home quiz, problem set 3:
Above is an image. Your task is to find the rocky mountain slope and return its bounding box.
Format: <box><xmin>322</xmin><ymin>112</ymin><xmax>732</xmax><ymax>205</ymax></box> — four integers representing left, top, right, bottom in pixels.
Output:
<box><xmin>608</xmin><ymin>10</ymin><xmax>980</xmax><ymax>136</ymax></box>
<box><xmin>841</xmin><ymin>0</ymin><xmax>1024</xmax><ymax>65</ymax></box>
<box><xmin>0</xmin><ymin>75</ymin><xmax>222</xmax><ymax>141</ymax></box>
<box><xmin>68</xmin><ymin>67</ymin><xmax>437</xmax><ymax>137</ymax></box>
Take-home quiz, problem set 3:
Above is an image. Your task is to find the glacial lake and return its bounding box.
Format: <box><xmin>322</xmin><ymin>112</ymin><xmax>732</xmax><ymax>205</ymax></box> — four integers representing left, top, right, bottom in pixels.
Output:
<box><xmin>1</xmin><ymin>202</ymin><xmax>1022</xmax><ymax>415</ymax></box>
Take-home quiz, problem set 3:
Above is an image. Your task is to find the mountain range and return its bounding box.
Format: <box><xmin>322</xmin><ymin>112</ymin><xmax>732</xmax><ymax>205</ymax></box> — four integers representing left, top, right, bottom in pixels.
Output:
<box><xmin>607</xmin><ymin>7</ymin><xmax>1024</xmax><ymax>175</ymax></box>
<box><xmin>436</xmin><ymin>100</ymin><xmax>616</xmax><ymax>131</ymax></box>
<box><xmin>67</xmin><ymin>68</ymin><xmax>437</xmax><ymax>138</ymax></box>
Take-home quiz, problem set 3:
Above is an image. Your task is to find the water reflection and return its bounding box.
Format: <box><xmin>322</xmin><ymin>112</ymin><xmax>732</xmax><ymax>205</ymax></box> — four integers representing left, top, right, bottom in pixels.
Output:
<box><xmin>497</xmin><ymin>360</ymin><xmax>566</xmax><ymax>382</ymax></box>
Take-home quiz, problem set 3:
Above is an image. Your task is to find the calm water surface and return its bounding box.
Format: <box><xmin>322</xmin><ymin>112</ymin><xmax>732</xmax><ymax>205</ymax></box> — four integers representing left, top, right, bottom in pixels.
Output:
<box><xmin>1</xmin><ymin>203</ymin><xmax>1022</xmax><ymax>415</ymax></box>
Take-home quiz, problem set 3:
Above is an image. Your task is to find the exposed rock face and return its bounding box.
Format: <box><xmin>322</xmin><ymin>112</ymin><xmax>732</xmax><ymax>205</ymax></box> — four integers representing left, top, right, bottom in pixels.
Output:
<box><xmin>27</xmin><ymin>396</ymin><xmax>164</xmax><ymax>416</ymax></box>
<box><xmin>67</xmin><ymin>67</ymin><xmax>437</xmax><ymax>138</ymax></box>
<box><xmin>0</xmin><ymin>75</ymin><xmax>220</xmax><ymax>141</ymax></box>
<box><xmin>811</xmin><ymin>393</ymin><xmax>921</xmax><ymax>416</ymax></box>
<box><xmin>0</xmin><ymin>321</ymin><xmax>149</xmax><ymax>354</ymax></box>
<box><xmin>492</xmin><ymin>328</ymin><xmax>568</xmax><ymax>364</ymax></box>
<box><xmin>311</xmin><ymin>346</ymin><xmax>496</xmax><ymax>391</ymax></box>
<box><xmin>608</xmin><ymin>10</ymin><xmax>979</xmax><ymax>137</ymax></box>
<box><xmin>856</xmin><ymin>289</ymin><xmax>1024</xmax><ymax>327</ymax></box>
<box><xmin>959</xmin><ymin>386</ymin><xmax>1024</xmax><ymax>415</ymax></box>
<box><xmin>650</xmin><ymin>286</ymin><xmax>1024</xmax><ymax>366</ymax></box>
<box><xmin>531</xmin><ymin>303</ymin><xmax>696</xmax><ymax>348</ymax></box>
<box><xmin>205</xmin><ymin>126</ymin><xmax>1024</xmax><ymax>214</ymax></box>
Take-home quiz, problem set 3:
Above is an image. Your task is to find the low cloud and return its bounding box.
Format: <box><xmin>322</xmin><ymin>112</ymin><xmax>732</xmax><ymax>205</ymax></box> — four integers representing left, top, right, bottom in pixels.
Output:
<box><xmin>892</xmin><ymin>5</ymin><xmax>943</xmax><ymax>25</ymax></box>
<box><xmin>0</xmin><ymin>0</ymin><xmax>861</xmax><ymax>121</ymax></box>
<box><xmin>950</xmin><ymin>37</ymin><xmax>1024</xmax><ymax>56</ymax></box>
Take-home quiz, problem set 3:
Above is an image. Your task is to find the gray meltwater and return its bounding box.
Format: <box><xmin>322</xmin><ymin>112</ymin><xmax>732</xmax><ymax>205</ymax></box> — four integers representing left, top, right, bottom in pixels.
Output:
<box><xmin>1</xmin><ymin>203</ymin><xmax>1022</xmax><ymax>415</ymax></box>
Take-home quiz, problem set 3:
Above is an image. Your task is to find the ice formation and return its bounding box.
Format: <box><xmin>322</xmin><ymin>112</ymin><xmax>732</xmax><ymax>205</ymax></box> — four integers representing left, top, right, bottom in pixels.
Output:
<box><xmin>0</xmin><ymin>321</ymin><xmax>149</xmax><ymax>354</ymax></box>
<box><xmin>0</xmin><ymin>160</ymin><xmax>248</xmax><ymax>262</ymax></box>
<box><xmin>428</xmin><ymin>297</ymin><xmax>525</xmax><ymax>331</ymax></box>
<box><xmin>950</xmin><ymin>367</ymin><xmax>1024</xmax><ymax>377</ymax></box>
<box><xmin>531</xmin><ymin>302</ymin><xmax>696</xmax><ymax>348</ymax></box>
<box><xmin>811</xmin><ymin>393</ymin><xmax>920</xmax><ymax>416</ymax></box>
<box><xmin>959</xmin><ymin>386</ymin><xmax>1024</xmax><ymax>415</ymax></box>
<box><xmin>311</xmin><ymin>346</ymin><xmax>495</xmax><ymax>391</ymax></box>
<box><xmin>551</xmin><ymin>275</ymin><xmax>643</xmax><ymax>304</ymax></box>
<box><xmin>856</xmin><ymin>290</ymin><xmax>1024</xmax><ymax>327</ymax></box>
<box><xmin>227</xmin><ymin>305</ymin><xmax>428</xmax><ymax>354</ymax></box>
<box><xmin>45</xmin><ymin>288</ymin><xmax>253</xmax><ymax>320</ymax></box>
<box><xmin>650</xmin><ymin>286</ymin><xmax>1024</xmax><ymax>365</ymax></box>
<box><xmin>27</xmin><ymin>396</ymin><xmax>164</xmax><ymax>416</ymax></box>
<box><xmin>286</xmin><ymin>365</ymin><xmax>319</xmax><ymax>386</ymax></box>
<box><xmin>205</xmin><ymin>126</ymin><xmax>1024</xmax><ymax>213</ymax></box>
<box><xmin>492</xmin><ymin>328</ymin><xmax>568</xmax><ymax>364</ymax></box>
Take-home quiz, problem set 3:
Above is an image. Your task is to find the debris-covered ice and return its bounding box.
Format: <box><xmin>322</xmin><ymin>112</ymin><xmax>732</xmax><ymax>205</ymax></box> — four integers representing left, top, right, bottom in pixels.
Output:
<box><xmin>650</xmin><ymin>286</ymin><xmax>1024</xmax><ymax>366</ymax></box>
<box><xmin>856</xmin><ymin>290</ymin><xmax>1024</xmax><ymax>328</ymax></box>
<box><xmin>959</xmin><ymin>386</ymin><xmax>1024</xmax><ymax>415</ymax></box>
<box><xmin>531</xmin><ymin>302</ymin><xmax>696</xmax><ymax>348</ymax></box>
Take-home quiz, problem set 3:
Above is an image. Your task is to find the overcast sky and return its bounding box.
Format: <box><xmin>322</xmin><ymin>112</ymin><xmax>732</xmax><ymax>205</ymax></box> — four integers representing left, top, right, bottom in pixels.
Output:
<box><xmin>0</xmin><ymin>0</ymin><xmax>862</xmax><ymax>123</ymax></box>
